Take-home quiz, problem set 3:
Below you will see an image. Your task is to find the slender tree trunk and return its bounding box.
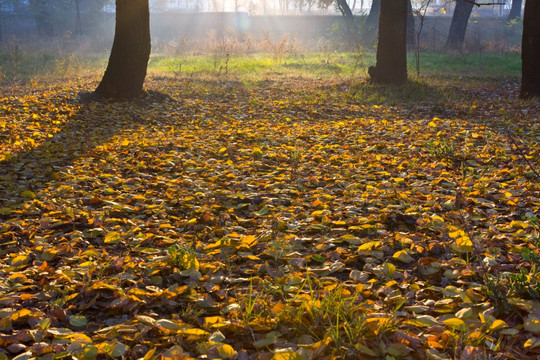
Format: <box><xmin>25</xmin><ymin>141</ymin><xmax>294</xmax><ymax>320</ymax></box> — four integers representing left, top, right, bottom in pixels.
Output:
<box><xmin>407</xmin><ymin>0</ymin><xmax>416</xmax><ymax>49</ymax></box>
<box><xmin>75</xmin><ymin>0</ymin><xmax>82</xmax><ymax>36</ymax></box>
<box><xmin>337</xmin><ymin>0</ymin><xmax>354</xmax><ymax>18</ymax></box>
<box><xmin>337</xmin><ymin>0</ymin><xmax>355</xmax><ymax>46</ymax></box>
<box><xmin>507</xmin><ymin>0</ymin><xmax>522</xmax><ymax>20</ymax></box>
<box><xmin>0</xmin><ymin>2</ymin><xmax>3</xmax><ymax>44</ymax></box>
<box><xmin>445</xmin><ymin>0</ymin><xmax>474</xmax><ymax>50</ymax></box>
<box><xmin>95</xmin><ymin>0</ymin><xmax>151</xmax><ymax>99</ymax></box>
<box><xmin>520</xmin><ymin>0</ymin><xmax>540</xmax><ymax>99</ymax></box>
<box><xmin>369</xmin><ymin>0</ymin><xmax>407</xmax><ymax>84</ymax></box>
<box><xmin>365</xmin><ymin>0</ymin><xmax>380</xmax><ymax>32</ymax></box>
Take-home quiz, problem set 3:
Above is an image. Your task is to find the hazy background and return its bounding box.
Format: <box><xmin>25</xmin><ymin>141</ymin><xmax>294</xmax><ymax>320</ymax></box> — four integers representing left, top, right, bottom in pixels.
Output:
<box><xmin>0</xmin><ymin>0</ymin><xmax>523</xmax><ymax>56</ymax></box>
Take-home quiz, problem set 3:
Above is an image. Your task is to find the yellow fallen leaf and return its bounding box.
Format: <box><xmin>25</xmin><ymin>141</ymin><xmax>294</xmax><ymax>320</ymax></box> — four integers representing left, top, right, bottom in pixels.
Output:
<box><xmin>20</xmin><ymin>190</ymin><xmax>36</xmax><ymax>199</ymax></box>
<box><xmin>178</xmin><ymin>328</ymin><xmax>208</xmax><ymax>340</ymax></box>
<box><xmin>104</xmin><ymin>231</ymin><xmax>121</xmax><ymax>244</ymax></box>
<box><xmin>216</xmin><ymin>344</ymin><xmax>236</xmax><ymax>359</ymax></box>
<box><xmin>488</xmin><ymin>319</ymin><xmax>508</xmax><ymax>332</ymax></box>
<box><xmin>443</xmin><ymin>317</ymin><xmax>466</xmax><ymax>330</ymax></box>
<box><xmin>524</xmin><ymin>337</ymin><xmax>540</xmax><ymax>349</ymax></box>
<box><xmin>358</xmin><ymin>241</ymin><xmax>381</xmax><ymax>251</ymax></box>
<box><xmin>11</xmin><ymin>254</ymin><xmax>31</xmax><ymax>267</ymax></box>
<box><xmin>204</xmin><ymin>316</ymin><xmax>225</xmax><ymax>327</ymax></box>
<box><xmin>510</xmin><ymin>220</ymin><xmax>528</xmax><ymax>229</ymax></box>
<box><xmin>393</xmin><ymin>250</ymin><xmax>414</xmax><ymax>263</ymax></box>
<box><xmin>272</xmin><ymin>350</ymin><xmax>306</xmax><ymax>360</ymax></box>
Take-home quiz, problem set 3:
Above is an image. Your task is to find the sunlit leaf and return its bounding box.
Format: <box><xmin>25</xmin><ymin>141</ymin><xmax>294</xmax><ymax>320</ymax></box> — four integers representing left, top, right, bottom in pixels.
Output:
<box><xmin>442</xmin><ymin>318</ymin><xmax>466</xmax><ymax>331</ymax></box>
<box><xmin>216</xmin><ymin>344</ymin><xmax>236</xmax><ymax>359</ymax></box>
<box><xmin>104</xmin><ymin>231</ymin><xmax>121</xmax><ymax>244</ymax></box>
<box><xmin>392</xmin><ymin>250</ymin><xmax>414</xmax><ymax>263</ymax></box>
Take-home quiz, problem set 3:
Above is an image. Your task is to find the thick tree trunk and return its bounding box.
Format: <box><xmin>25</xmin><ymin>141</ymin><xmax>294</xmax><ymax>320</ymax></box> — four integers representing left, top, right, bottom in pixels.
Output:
<box><xmin>507</xmin><ymin>0</ymin><xmax>522</xmax><ymax>20</ymax></box>
<box><xmin>445</xmin><ymin>0</ymin><xmax>474</xmax><ymax>50</ymax></box>
<box><xmin>520</xmin><ymin>0</ymin><xmax>540</xmax><ymax>99</ymax></box>
<box><xmin>369</xmin><ymin>0</ymin><xmax>407</xmax><ymax>84</ymax></box>
<box><xmin>95</xmin><ymin>0</ymin><xmax>151</xmax><ymax>99</ymax></box>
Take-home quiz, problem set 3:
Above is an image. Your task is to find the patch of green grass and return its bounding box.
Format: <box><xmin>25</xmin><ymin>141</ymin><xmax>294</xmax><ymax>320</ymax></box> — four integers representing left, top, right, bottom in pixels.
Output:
<box><xmin>149</xmin><ymin>51</ymin><xmax>521</xmax><ymax>80</ymax></box>
<box><xmin>148</xmin><ymin>52</ymin><xmax>372</xmax><ymax>80</ymax></box>
<box><xmin>411</xmin><ymin>52</ymin><xmax>521</xmax><ymax>79</ymax></box>
<box><xmin>1</xmin><ymin>49</ymin><xmax>522</xmax><ymax>84</ymax></box>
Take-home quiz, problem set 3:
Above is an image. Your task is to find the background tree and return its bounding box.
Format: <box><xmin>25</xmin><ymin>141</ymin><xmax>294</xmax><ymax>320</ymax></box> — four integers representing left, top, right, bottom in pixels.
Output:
<box><xmin>76</xmin><ymin>0</ymin><xmax>108</xmax><ymax>36</ymax></box>
<box><xmin>445</xmin><ymin>0</ymin><xmax>474</xmax><ymax>50</ymax></box>
<box><xmin>95</xmin><ymin>0</ymin><xmax>151</xmax><ymax>99</ymax></box>
<box><xmin>29</xmin><ymin>0</ymin><xmax>56</xmax><ymax>37</ymax></box>
<box><xmin>407</xmin><ymin>0</ymin><xmax>415</xmax><ymax>49</ymax></box>
<box><xmin>369</xmin><ymin>0</ymin><xmax>407</xmax><ymax>84</ymax></box>
<box><xmin>336</xmin><ymin>0</ymin><xmax>353</xmax><ymax>18</ymax></box>
<box><xmin>364</xmin><ymin>0</ymin><xmax>380</xmax><ymax>36</ymax></box>
<box><xmin>507</xmin><ymin>0</ymin><xmax>522</xmax><ymax>20</ymax></box>
<box><xmin>520</xmin><ymin>0</ymin><xmax>540</xmax><ymax>99</ymax></box>
<box><xmin>0</xmin><ymin>1</ymin><xmax>3</xmax><ymax>43</ymax></box>
<box><xmin>75</xmin><ymin>0</ymin><xmax>82</xmax><ymax>36</ymax></box>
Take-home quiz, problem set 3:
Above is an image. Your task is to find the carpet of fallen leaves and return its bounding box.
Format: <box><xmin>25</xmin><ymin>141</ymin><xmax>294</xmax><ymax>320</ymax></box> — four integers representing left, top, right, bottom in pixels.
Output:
<box><xmin>0</xmin><ymin>75</ymin><xmax>539</xmax><ymax>360</ymax></box>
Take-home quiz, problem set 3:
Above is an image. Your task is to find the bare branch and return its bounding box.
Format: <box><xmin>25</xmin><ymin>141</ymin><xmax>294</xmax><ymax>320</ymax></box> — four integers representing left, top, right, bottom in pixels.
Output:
<box><xmin>462</xmin><ymin>0</ymin><xmax>506</xmax><ymax>7</ymax></box>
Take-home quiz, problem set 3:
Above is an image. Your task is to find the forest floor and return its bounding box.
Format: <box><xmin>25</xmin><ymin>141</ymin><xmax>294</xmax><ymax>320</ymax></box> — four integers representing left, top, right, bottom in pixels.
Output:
<box><xmin>0</xmin><ymin>67</ymin><xmax>539</xmax><ymax>360</ymax></box>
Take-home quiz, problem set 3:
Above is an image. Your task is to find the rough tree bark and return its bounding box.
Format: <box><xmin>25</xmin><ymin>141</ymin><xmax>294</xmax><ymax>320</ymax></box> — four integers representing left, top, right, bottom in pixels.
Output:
<box><xmin>369</xmin><ymin>0</ymin><xmax>407</xmax><ymax>84</ymax></box>
<box><xmin>445</xmin><ymin>0</ymin><xmax>474</xmax><ymax>50</ymax></box>
<box><xmin>95</xmin><ymin>0</ymin><xmax>151</xmax><ymax>99</ymax></box>
<box><xmin>507</xmin><ymin>0</ymin><xmax>522</xmax><ymax>20</ymax></box>
<box><xmin>365</xmin><ymin>0</ymin><xmax>414</xmax><ymax>48</ymax></box>
<box><xmin>520</xmin><ymin>0</ymin><xmax>540</xmax><ymax>99</ymax></box>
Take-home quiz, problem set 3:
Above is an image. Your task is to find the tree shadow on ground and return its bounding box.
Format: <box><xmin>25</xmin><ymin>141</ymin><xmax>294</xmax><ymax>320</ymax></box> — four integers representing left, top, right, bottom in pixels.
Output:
<box><xmin>345</xmin><ymin>79</ymin><xmax>448</xmax><ymax>105</ymax></box>
<box><xmin>0</xmin><ymin>90</ymin><xmax>174</xmax><ymax>214</ymax></box>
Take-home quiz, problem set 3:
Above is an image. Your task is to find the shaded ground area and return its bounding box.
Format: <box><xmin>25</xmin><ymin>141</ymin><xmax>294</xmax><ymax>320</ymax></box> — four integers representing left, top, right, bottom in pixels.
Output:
<box><xmin>0</xmin><ymin>75</ymin><xmax>539</xmax><ymax>360</ymax></box>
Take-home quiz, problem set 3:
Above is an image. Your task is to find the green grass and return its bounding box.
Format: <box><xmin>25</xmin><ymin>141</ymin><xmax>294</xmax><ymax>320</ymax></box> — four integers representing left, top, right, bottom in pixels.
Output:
<box><xmin>147</xmin><ymin>51</ymin><xmax>521</xmax><ymax>80</ymax></box>
<box><xmin>147</xmin><ymin>52</ymin><xmax>373</xmax><ymax>79</ymax></box>
<box><xmin>411</xmin><ymin>52</ymin><xmax>522</xmax><ymax>79</ymax></box>
<box><xmin>0</xmin><ymin>48</ymin><xmax>521</xmax><ymax>84</ymax></box>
